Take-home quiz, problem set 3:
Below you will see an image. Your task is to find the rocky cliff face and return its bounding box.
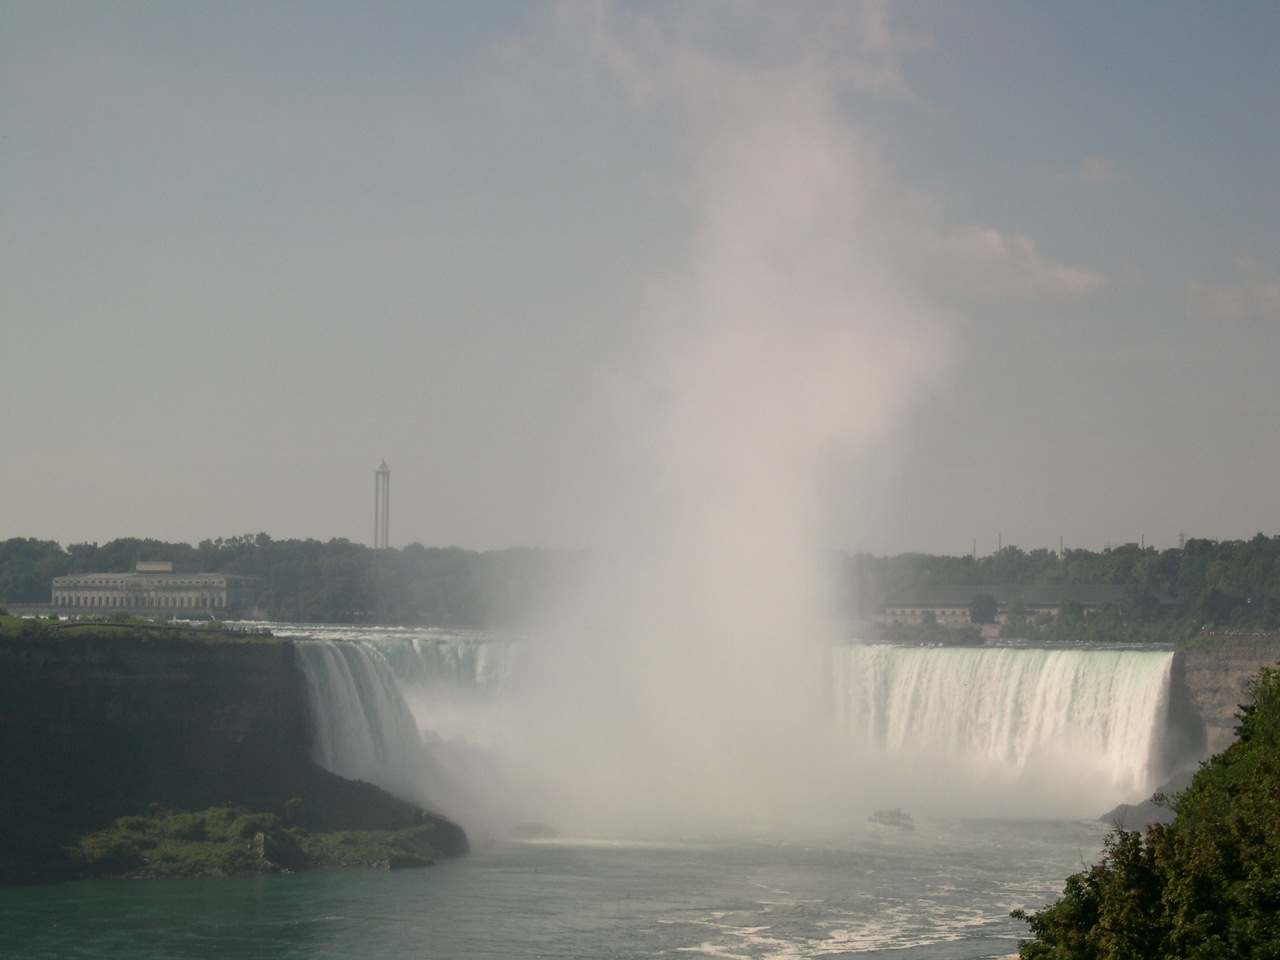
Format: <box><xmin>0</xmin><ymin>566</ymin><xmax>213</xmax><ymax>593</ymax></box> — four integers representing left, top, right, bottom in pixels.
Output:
<box><xmin>0</xmin><ymin>628</ymin><xmax>465</xmax><ymax>883</ymax></box>
<box><xmin>1177</xmin><ymin>643</ymin><xmax>1280</xmax><ymax>756</ymax></box>
<box><xmin>0</xmin><ymin>633</ymin><xmax>308</xmax><ymax>816</ymax></box>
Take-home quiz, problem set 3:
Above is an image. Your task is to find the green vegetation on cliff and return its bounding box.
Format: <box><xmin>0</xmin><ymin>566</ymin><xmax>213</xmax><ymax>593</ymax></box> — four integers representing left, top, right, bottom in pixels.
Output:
<box><xmin>75</xmin><ymin>806</ymin><xmax>464</xmax><ymax>878</ymax></box>
<box><xmin>1014</xmin><ymin>665</ymin><xmax>1280</xmax><ymax>958</ymax></box>
<box><xmin>0</xmin><ymin>612</ymin><xmax>281</xmax><ymax>643</ymax></box>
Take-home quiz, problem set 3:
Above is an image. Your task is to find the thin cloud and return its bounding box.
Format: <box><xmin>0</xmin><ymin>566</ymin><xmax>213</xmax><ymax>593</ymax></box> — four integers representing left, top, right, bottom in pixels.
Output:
<box><xmin>1059</xmin><ymin>156</ymin><xmax>1126</xmax><ymax>186</ymax></box>
<box><xmin>498</xmin><ymin>0</ymin><xmax>934</xmax><ymax>113</ymax></box>
<box><xmin>1189</xmin><ymin>253</ymin><xmax>1280</xmax><ymax>319</ymax></box>
<box><xmin>915</xmin><ymin>223</ymin><xmax>1108</xmax><ymax>299</ymax></box>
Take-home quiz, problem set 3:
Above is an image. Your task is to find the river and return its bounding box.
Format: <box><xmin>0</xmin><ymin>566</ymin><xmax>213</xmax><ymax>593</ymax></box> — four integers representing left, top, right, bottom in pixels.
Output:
<box><xmin>1</xmin><ymin>817</ymin><xmax>1103</xmax><ymax>959</ymax></box>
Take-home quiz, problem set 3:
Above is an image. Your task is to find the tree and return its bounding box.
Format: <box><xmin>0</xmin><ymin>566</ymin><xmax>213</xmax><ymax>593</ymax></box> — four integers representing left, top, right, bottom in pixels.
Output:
<box><xmin>1196</xmin><ymin>586</ymin><xmax>1249</xmax><ymax>628</ymax></box>
<box><xmin>1001</xmin><ymin>597</ymin><xmax>1030</xmax><ymax>638</ymax></box>
<box><xmin>1057</xmin><ymin>599</ymin><xmax>1086</xmax><ymax>628</ymax></box>
<box><xmin>1015</xmin><ymin>666</ymin><xmax>1280</xmax><ymax>958</ymax></box>
<box><xmin>969</xmin><ymin>593</ymin><xmax>998</xmax><ymax>625</ymax></box>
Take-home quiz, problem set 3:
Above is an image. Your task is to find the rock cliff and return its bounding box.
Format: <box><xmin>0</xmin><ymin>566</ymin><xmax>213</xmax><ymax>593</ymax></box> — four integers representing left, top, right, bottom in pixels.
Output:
<box><xmin>1178</xmin><ymin>641</ymin><xmax>1280</xmax><ymax>755</ymax></box>
<box><xmin>0</xmin><ymin>627</ymin><xmax>465</xmax><ymax>883</ymax></box>
<box><xmin>0</xmin><ymin>632</ymin><xmax>306</xmax><ymax>821</ymax></box>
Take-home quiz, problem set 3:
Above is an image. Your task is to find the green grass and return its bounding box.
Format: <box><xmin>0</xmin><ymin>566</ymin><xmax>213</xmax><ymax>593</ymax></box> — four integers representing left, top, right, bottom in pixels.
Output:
<box><xmin>0</xmin><ymin>614</ymin><xmax>281</xmax><ymax>644</ymax></box>
<box><xmin>72</xmin><ymin>806</ymin><xmax>451</xmax><ymax>878</ymax></box>
<box><xmin>1179</xmin><ymin>629</ymin><xmax>1280</xmax><ymax>652</ymax></box>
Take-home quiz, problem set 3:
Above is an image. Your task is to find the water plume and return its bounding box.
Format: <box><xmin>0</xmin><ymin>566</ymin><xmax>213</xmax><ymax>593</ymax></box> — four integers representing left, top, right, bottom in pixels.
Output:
<box><xmin>293</xmin><ymin>8</ymin><xmax>1182</xmax><ymax>839</ymax></box>
<box><xmin>496</xmin><ymin>5</ymin><xmax>953</xmax><ymax>837</ymax></box>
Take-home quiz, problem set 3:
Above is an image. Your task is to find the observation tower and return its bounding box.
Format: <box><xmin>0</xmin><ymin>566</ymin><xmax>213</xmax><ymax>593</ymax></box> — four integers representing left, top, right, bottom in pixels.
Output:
<box><xmin>374</xmin><ymin>460</ymin><xmax>390</xmax><ymax>549</ymax></box>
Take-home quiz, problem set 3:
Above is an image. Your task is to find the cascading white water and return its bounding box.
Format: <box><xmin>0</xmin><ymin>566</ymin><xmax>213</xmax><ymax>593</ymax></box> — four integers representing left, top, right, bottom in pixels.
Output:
<box><xmin>294</xmin><ymin>633</ymin><xmax>519</xmax><ymax>824</ymax></box>
<box><xmin>294</xmin><ymin>631</ymin><xmax>1181</xmax><ymax>830</ymax></box>
<box><xmin>294</xmin><ymin>639</ymin><xmax>432</xmax><ymax>802</ymax></box>
<box><xmin>832</xmin><ymin>644</ymin><xmax>1176</xmax><ymax>817</ymax></box>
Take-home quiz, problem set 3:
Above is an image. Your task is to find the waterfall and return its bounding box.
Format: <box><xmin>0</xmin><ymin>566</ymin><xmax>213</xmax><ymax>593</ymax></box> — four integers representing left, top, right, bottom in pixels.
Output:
<box><xmin>293</xmin><ymin>633</ymin><xmax>518</xmax><ymax>819</ymax></box>
<box><xmin>294</xmin><ymin>638</ymin><xmax>432</xmax><ymax>802</ymax></box>
<box><xmin>294</xmin><ymin>631</ymin><xmax>1183</xmax><ymax>828</ymax></box>
<box><xmin>832</xmin><ymin>644</ymin><xmax>1177</xmax><ymax>811</ymax></box>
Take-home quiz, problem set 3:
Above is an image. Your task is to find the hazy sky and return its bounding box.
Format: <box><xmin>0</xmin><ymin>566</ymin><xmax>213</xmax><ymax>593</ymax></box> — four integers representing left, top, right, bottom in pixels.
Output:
<box><xmin>3</xmin><ymin>1</ymin><xmax>1277</xmax><ymax>557</ymax></box>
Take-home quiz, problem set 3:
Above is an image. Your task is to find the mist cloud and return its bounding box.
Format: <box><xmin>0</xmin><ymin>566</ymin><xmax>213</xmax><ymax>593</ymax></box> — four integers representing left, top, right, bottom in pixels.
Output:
<box><xmin>498</xmin><ymin>2</ymin><xmax>955</xmax><ymax>835</ymax></box>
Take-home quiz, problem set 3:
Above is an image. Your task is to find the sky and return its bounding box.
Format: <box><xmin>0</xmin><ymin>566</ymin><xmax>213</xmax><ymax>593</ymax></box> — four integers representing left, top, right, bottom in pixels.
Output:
<box><xmin>2</xmin><ymin>1</ymin><xmax>1278</xmax><ymax>558</ymax></box>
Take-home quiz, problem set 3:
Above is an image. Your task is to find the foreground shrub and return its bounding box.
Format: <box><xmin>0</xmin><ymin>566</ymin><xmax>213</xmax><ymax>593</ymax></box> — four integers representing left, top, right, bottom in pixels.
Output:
<box><xmin>1015</xmin><ymin>666</ymin><xmax>1280</xmax><ymax>958</ymax></box>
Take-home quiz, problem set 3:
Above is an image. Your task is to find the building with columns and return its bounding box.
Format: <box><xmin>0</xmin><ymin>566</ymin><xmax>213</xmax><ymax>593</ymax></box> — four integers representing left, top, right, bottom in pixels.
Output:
<box><xmin>52</xmin><ymin>561</ymin><xmax>259</xmax><ymax>617</ymax></box>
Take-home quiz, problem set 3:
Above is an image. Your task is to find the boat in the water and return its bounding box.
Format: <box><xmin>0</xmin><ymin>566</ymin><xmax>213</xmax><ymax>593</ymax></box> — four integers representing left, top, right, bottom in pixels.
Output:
<box><xmin>868</xmin><ymin>808</ymin><xmax>915</xmax><ymax>830</ymax></box>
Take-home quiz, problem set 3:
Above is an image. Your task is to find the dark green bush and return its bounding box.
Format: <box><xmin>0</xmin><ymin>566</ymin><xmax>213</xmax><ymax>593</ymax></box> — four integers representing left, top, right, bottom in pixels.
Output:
<box><xmin>78</xmin><ymin>833</ymin><xmax>146</xmax><ymax>874</ymax></box>
<box><xmin>1016</xmin><ymin>666</ymin><xmax>1280</xmax><ymax>958</ymax></box>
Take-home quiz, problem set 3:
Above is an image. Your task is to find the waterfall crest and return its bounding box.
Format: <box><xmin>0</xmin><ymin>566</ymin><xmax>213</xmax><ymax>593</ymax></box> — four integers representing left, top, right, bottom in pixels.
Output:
<box><xmin>295</xmin><ymin>639</ymin><xmax>430</xmax><ymax>802</ymax></box>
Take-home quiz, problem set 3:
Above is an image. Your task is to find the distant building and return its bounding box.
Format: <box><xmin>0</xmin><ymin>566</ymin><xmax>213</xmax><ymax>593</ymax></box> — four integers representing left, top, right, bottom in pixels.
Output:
<box><xmin>52</xmin><ymin>562</ymin><xmax>259</xmax><ymax>617</ymax></box>
<box><xmin>880</xmin><ymin>584</ymin><xmax>1176</xmax><ymax>625</ymax></box>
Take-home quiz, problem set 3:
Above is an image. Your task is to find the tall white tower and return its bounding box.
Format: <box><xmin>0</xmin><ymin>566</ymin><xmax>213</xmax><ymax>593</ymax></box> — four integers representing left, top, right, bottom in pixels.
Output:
<box><xmin>374</xmin><ymin>460</ymin><xmax>390</xmax><ymax>549</ymax></box>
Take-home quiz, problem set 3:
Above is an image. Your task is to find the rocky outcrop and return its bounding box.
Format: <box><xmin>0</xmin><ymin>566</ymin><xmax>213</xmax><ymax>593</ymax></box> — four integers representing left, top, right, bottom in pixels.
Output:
<box><xmin>1178</xmin><ymin>642</ymin><xmax>1280</xmax><ymax>756</ymax></box>
<box><xmin>1100</xmin><ymin>769</ymin><xmax>1196</xmax><ymax>831</ymax></box>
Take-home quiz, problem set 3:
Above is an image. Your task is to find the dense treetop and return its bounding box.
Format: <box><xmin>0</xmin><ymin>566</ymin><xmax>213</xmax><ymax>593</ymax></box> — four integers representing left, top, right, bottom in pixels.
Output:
<box><xmin>842</xmin><ymin>536</ymin><xmax>1280</xmax><ymax>643</ymax></box>
<box><xmin>1014</xmin><ymin>664</ymin><xmax>1280</xmax><ymax>957</ymax></box>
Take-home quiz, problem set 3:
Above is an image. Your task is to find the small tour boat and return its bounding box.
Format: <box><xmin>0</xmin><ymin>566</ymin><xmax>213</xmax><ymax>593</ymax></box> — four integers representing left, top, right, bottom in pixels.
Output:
<box><xmin>867</xmin><ymin>808</ymin><xmax>915</xmax><ymax>830</ymax></box>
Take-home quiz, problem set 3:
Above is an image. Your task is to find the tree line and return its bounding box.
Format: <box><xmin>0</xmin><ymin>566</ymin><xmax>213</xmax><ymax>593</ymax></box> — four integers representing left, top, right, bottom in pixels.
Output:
<box><xmin>2</xmin><ymin>533</ymin><xmax>1279</xmax><ymax>633</ymax></box>
<box><xmin>842</xmin><ymin>535</ymin><xmax>1280</xmax><ymax>643</ymax></box>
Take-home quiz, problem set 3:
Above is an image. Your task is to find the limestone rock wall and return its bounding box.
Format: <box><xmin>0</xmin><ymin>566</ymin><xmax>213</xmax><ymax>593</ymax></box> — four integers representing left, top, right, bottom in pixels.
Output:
<box><xmin>0</xmin><ymin>632</ymin><xmax>310</xmax><ymax>828</ymax></box>
<box><xmin>0</xmin><ymin>629</ymin><xmax>469</xmax><ymax>883</ymax></box>
<box><xmin>1177</xmin><ymin>643</ymin><xmax>1280</xmax><ymax>756</ymax></box>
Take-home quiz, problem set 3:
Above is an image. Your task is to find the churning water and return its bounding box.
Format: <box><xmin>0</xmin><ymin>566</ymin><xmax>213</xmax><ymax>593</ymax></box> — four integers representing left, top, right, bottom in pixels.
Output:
<box><xmin>2</xmin><ymin>819</ymin><xmax>1107</xmax><ymax>960</ymax></box>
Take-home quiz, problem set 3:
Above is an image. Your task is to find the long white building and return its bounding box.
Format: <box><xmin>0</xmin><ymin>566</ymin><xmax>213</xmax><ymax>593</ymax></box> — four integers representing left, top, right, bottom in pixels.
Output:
<box><xmin>52</xmin><ymin>561</ymin><xmax>259</xmax><ymax>616</ymax></box>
